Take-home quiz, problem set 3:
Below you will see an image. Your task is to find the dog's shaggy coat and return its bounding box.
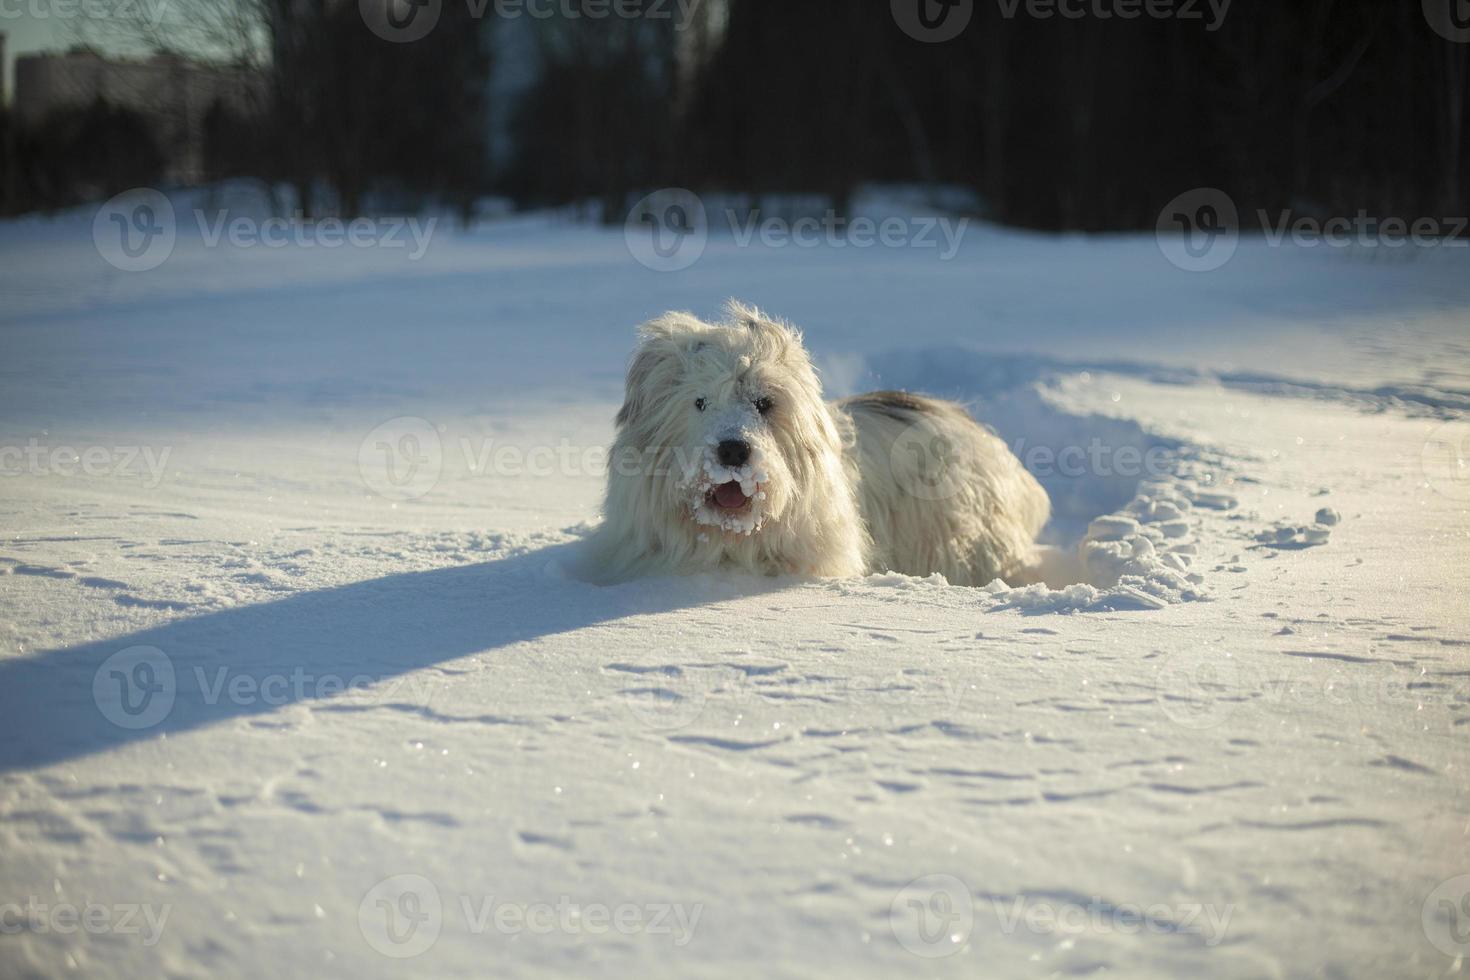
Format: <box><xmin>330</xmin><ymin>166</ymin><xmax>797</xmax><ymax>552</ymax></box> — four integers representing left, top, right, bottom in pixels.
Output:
<box><xmin>579</xmin><ymin>302</ymin><xmax>1049</xmax><ymax>586</ymax></box>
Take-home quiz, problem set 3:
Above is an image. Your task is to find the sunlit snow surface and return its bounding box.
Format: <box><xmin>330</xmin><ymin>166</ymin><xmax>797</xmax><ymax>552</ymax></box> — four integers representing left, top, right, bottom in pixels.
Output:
<box><xmin>1</xmin><ymin>188</ymin><xmax>1468</xmax><ymax>978</ymax></box>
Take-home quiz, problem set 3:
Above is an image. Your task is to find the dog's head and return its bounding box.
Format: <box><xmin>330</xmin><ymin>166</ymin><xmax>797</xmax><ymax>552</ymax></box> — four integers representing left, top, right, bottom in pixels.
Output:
<box><xmin>610</xmin><ymin>301</ymin><xmax>844</xmax><ymax>540</ymax></box>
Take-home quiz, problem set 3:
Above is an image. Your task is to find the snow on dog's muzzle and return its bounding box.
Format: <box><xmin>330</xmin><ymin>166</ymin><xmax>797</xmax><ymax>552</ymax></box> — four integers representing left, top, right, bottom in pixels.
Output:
<box><xmin>682</xmin><ymin>442</ymin><xmax>769</xmax><ymax>535</ymax></box>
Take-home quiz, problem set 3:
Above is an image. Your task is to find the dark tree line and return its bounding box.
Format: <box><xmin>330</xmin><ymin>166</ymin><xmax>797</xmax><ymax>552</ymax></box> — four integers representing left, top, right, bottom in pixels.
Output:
<box><xmin>3</xmin><ymin>100</ymin><xmax>167</xmax><ymax>210</ymax></box>
<box><xmin>256</xmin><ymin>0</ymin><xmax>490</xmax><ymax>219</ymax></box>
<box><xmin>667</xmin><ymin>0</ymin><xmax>1469</xmax><ymax>229</ymax></box>
<box><xmin>521</xmin><ymin>0</ymin><xmax>1467</xmax><ymax>230</ymax></box>
<box><xmin>4</xmin><ymin>0</ymin><xmax>1466</xmax><ymax>231</ymax></box>
<box><xmin>501</xmin><ymin>13</ymin><xmax>680</xmax><ymax>220</ymax></box>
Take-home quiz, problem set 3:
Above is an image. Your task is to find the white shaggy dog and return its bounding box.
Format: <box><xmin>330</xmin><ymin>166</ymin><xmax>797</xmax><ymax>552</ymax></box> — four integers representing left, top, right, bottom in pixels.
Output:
<box><xmin>579</xmin><ymin>302</ymin><xmax>1049</xmax><ymax>586</ymax></box>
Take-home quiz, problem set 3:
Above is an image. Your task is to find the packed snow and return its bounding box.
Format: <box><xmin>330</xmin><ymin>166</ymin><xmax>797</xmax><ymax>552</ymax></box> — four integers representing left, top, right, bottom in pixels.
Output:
<box><xmin>0</xmin><ymin>187</ymin><xmax>1467</xmax><ymax>978</ymax></box>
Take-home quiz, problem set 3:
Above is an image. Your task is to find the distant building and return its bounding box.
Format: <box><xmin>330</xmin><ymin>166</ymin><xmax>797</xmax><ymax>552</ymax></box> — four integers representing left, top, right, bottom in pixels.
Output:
<box><xmin>12</xmin><ymin>48</ymin><xmax>263</xmax><ymax>182</ymax></box>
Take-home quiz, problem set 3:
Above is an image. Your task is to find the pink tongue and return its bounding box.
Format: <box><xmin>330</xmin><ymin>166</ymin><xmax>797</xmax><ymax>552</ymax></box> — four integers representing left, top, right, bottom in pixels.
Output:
<box><xmin>713</xmin><ymin>481</ymin><xmax>749</xmax><ymax>509</ymax></box>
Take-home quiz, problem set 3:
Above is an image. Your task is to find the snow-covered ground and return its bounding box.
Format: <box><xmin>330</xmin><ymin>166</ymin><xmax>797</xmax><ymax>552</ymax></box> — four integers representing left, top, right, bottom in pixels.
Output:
<box><xmin>1</xmin><ymin>188</ymin><xmax>1467</xmax><ymax>978</ymax></box>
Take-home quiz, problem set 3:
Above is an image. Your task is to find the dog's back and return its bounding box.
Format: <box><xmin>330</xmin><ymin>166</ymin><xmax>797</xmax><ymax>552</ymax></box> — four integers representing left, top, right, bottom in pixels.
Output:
<box><xmin>837</xmin><ymin>391</ymin><xmax>1049</xmax><ymax>586</ymax></box>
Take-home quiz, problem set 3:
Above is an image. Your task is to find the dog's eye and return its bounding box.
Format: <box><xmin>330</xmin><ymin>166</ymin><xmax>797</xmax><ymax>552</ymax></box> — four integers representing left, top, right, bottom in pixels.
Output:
<box><xmin>754</xmin><ymin>396</ymin><xmax>774</xmax><ymax>415</ymax></box>
<box><xmin>695</xmin><ymin>398</ymin><xmax>707</xmax><ymax>412</ymax></box>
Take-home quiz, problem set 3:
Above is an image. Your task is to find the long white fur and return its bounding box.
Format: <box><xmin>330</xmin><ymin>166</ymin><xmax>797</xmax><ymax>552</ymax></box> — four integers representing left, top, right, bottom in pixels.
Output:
<box><xmin>578</xmin><ymin>301</ymin><xmax>1049</xmax><ymax>586</ymax></box>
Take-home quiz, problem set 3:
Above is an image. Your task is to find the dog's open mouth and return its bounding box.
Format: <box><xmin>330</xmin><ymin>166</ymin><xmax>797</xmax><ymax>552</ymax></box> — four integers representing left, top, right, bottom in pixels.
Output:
<box><xmin>708</xmin><ymin>480</ymin><xmax>751</xmax><ymax>512</ymax></box>
<box><xmin>682</xmin><ymin>443</ymin><xmax>769</xmax><ymax>535</ymax></box>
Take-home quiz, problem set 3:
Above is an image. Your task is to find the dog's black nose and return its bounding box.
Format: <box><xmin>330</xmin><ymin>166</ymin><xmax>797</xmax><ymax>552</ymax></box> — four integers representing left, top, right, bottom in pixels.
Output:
<box><xmin>716</xmin><ymin>439</ymin><xmax>751</xmax><ymax>467</ymax></box>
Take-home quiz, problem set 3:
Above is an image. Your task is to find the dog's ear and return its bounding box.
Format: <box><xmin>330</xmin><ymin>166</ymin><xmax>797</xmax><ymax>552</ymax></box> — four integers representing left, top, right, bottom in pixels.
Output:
<box><xmin>616</xmin><ymin>312</ymin><xmax>703</xmax><ymax>428</ymax></box>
